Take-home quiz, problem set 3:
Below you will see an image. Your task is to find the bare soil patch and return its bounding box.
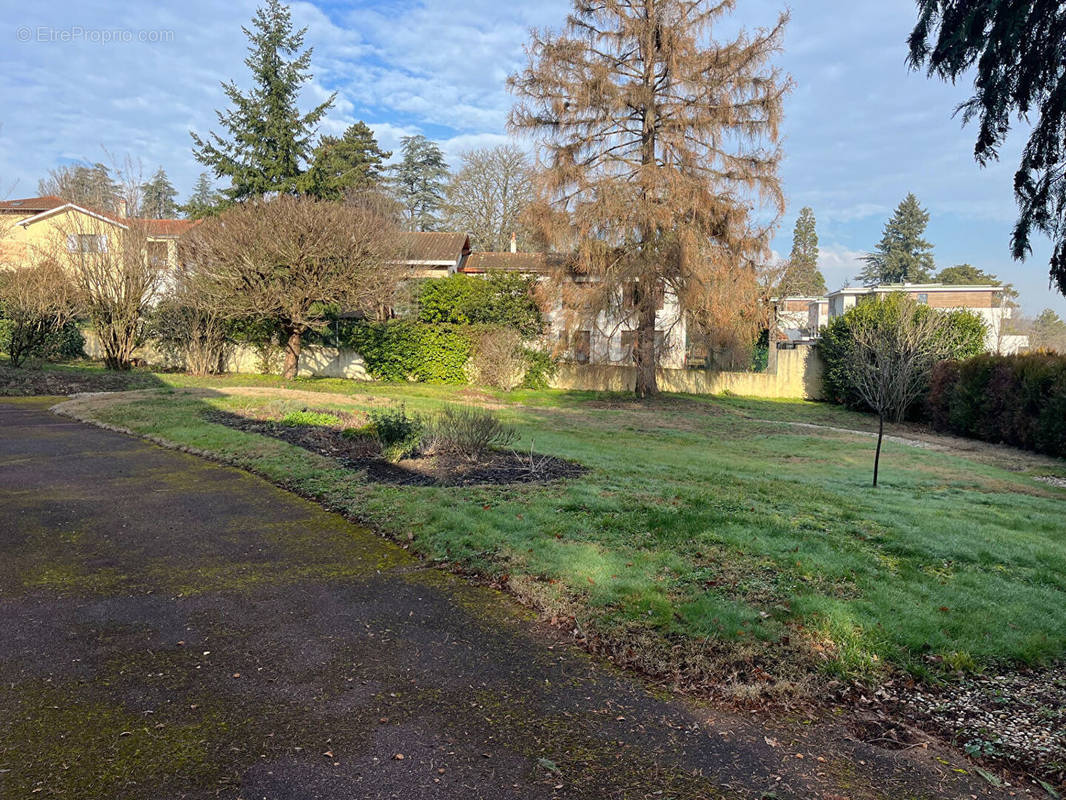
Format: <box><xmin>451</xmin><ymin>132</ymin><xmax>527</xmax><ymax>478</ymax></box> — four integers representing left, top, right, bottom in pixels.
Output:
<box><xmin>207</xmin><ymin>409</ymin><xmax>587</xmax><ymax>487</ymax></box>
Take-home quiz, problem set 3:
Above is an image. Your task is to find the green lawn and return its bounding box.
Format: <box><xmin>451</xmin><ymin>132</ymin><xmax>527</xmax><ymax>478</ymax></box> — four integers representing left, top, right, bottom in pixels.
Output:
<box><xmin>28</xmin><ymin>362</ymin><xmax>1066</xmax><ymax>690</ymax></box>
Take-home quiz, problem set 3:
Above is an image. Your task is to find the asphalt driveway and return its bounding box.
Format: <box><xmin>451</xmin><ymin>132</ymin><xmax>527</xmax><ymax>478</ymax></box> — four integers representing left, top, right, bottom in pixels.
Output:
<box><xmin>0</xmin><ymin>398</ymin><xmax>1006</xmax><ymax>799</ymax></box>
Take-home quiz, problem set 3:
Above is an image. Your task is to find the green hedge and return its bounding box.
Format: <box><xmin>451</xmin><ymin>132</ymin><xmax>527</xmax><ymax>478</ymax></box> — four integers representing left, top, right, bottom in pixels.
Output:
<box><xmin>416</xmin><ymin>273</ymin><xmax>543</xmax><ymax>337</ymax></box>
<box><xmin>928</xmin><ymin>353</ymin><xmax>1066</xmax><ymax>457</ymax></box>
<box><xmin>338</xmin><ymin>320</ymin><xmax>475</xmax><ymax>384</ymax></box>
<box><xmin>821</xmin><ymin>294</ymin><xmax>988</xmax><ymax>414</ymax></box>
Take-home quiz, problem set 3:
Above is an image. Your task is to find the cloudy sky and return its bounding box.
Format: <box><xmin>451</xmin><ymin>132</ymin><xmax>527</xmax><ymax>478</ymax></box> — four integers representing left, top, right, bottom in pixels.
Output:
<box><xmin>2</xmin><ymin>0</ymin><xmax>1064</xmax><ymax>315</ymax></box>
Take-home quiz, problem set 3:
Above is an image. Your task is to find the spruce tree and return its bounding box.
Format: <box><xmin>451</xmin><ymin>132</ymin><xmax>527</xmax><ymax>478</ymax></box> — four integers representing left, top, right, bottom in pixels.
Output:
<box><xmin>390</xmin><ymin>135</ymin><xmax>448</xmax><ymax>231</ymax></box>
<box><xmin>859</xmin><ymin>194</ymin><xmax>935</xmax><ymax>285</ymax></box>
<box><xmin>191</xmin><ymin>0</ymin><xmax>334</xmax><ymax>200</ymax></box>
<box><xmin>39</xmin><ymin>163</ymin><xmax>118</xmax><ymax>213</ymax></box>
<box><xmin>139</xmin><ymin>167</ymin><xmax>179</xmax><ymax>219</ymax></box>
<box><xmin>781</xmin><ymin>206</ymin><xmax>826</xmax><ymax>295</ymax></box>
<box><xmin>182</xmin><ymin>173</ymin><xmax>223</xmax><ymax>219</ymax></box>
<box><xmin>306</xmin><ymin>122</ymin><xmax>391</xmax><ymax>200</ymax></box>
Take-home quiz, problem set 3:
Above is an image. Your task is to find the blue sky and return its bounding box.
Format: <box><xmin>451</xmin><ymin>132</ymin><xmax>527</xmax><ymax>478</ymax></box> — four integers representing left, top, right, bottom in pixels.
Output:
<box><xmin>2</xmin><ymin>0</ymin><xmax>1064</xmax><ymax>316</ymax></box>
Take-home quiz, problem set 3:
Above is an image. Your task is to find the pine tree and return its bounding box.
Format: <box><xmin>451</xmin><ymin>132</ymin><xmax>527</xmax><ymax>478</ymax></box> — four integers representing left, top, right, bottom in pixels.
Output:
<box><xmin>859</xmin><ymin>194</ymin><xmax>935</xmax><ymax>285</ymax></box>
<box><xmin>306</xmin><ymin>122</ymin><xmax>391</xmax><ymax>200</ymax></box>
<box><xmin>909</xmin><ymin>2</ymin><xmax>1066</xmax><ymax>296</ymax></box>
<box><xmin>510</xmin><ymin>0</ymin><xmax>790</xmax><ymax>397</ymax></box>
<box><xmin>182</xmin><ymin>173</ymin><xmax>223</xmax><ymax>219</ymax></box>
<box><xmin>139</xmin><ymin>167</ymin><xmax>179</xmax><ymax>219</ymax></box>
<box><xmin>39</xmin><ymin>163</ymin><xmax>119</xmax><ymax>213</ymax></box>
<box><xmin>390</xmin><ymin>135</ymin><xmax>448</xmax><ymax>231</ymax></box>
<box><xmin>935</xmin><ymin>264</ymin><xmax>999</xmax><ymax>285</ymax></box>
<box><xmin>191</xmin><ymin>0</ymin><xmax>334</xmax><ymax>200</ymax></box>
<box><xmin>780</xmin><ymin>207</ymin><xmax>826</xmax><ymax>295</ymax></box>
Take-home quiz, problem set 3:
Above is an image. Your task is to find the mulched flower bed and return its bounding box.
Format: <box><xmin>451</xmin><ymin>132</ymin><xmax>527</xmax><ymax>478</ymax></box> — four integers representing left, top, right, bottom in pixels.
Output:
<box><xmin>881</xmin><ymin>665</ymin><xmax>1066</xmax><ymax>790</ymax></box>
<box><xmin>207</xmin><ymin>409</ymin><xmax>587</xmax><ymax>487</ymax></box>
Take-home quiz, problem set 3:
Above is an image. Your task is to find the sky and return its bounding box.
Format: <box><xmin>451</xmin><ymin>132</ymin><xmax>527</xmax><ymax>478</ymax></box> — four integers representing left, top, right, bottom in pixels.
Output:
<box><xmin>2</xmin><ymin>0</ymin><xmax>1064</xmax><ymax>317</ymax></box>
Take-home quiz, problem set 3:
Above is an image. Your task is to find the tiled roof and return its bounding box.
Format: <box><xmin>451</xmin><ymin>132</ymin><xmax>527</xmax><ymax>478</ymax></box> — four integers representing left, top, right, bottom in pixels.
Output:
<box><xmin>1</xmin><ymin>195</ymin><xmax>196</xmax><ymax>237</ymax></box>
<box><xmin>0</xmin><ymin>195</ymin><xmax>67</xmax><ymax>212</ymax></box>
<box><xmin>461</xmin><ymin>251</ymin><xmax>561</xmax><ymax>275</ymax></box>
<box><xmin>399</xmin><ymin>231</ymin><xmax>470</xmax><ymax>263</ymax></box>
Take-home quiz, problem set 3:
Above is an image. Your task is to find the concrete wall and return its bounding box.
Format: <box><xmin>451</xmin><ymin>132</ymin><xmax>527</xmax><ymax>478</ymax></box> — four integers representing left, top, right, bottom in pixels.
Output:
<box><xmin>549</xmin><ymin>343</ymin><xmax>825</xmax><ymax>400</ymax></box>
<box><xmin>84</xmin><ymin>331</ymin><xmax>823</xmax><ymax>400</ymax></box>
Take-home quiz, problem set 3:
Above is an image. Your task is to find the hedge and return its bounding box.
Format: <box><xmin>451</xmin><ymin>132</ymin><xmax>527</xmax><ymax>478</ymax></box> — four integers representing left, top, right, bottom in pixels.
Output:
<box><xmin>821</xmin><ymin>294</ymin><xmax>988</xmax><ymax>414</ymax></box>
<box><xmin>928</xmin><ymin>352</ymin><xmax>1066</xmax><ymax>457</ymax></box>
<box><xmin>338</xmin><ymin>320</ymin><xmax>474</xmax><ymax>384</ymax></box>
<box><xmin>416</xmin><ymin>273</ymin><xmax>543</xmax><ymax>337</ymax></box>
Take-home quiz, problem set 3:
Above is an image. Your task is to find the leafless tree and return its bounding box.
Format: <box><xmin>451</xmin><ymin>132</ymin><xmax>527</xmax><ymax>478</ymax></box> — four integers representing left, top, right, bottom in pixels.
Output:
<box><xmin>183</xmin><ymin>194</ymin><xmax>401</xmax><ymax>379</ymax></box>
<box><xmin>46</xmin><ymin>217</ymin><xmax>165</xmax><ymax>370</ymax></box>
<box><xmin>0</xmin><ymin>257</ymin><xmax>79</xmax><ymax>367</ymax></box>
<box><xmin>510</xmin><ymin>0</ymin><xmax>791</xmax><ymax>396</ymax></box>
<box><xmin>846</xmin><ymin>295</ymin><xmax>969</xmax><ymax>486</ymax></box>
<box><xmin>443</xmin><ymin>145</ymin><xmax>535</xmax><ymax>251</ymax></box>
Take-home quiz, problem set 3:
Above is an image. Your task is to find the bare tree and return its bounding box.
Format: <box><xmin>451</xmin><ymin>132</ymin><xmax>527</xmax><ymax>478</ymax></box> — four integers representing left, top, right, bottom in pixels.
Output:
<box><xmin>845</xmin><ymin>295</ymin><xmax>970</xmax><ymax>487</ymax></box>
<box><xmin>183</xmin><ymin>195</ymin><xmax>401</xmax><ymax>379</ymax></box>
<box><xmin>0</xmin><ymin>258</ymin><xmax>79</xmax><ymax>367</ymax></box>
<box><xmin>510</xmin><ymin>0</ymin><xmax>790</xmax><ymax>397</ymax></box>
<box><xmin>47</xmin><ymin>217</ymin><xmax>165</xmax><ymax>370</ymax></box>
<box><xmin>443</xmin><ymin>145</ymin><xmax>535</xmax><ymax>251</ymax></box>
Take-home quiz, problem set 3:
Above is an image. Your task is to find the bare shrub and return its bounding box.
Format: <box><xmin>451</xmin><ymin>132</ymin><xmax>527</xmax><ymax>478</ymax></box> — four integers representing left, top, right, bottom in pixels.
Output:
<box><xmin>424</xmin><ymin>405</ymin><xmax>518</xmax><ymax>461</ymax></box>
<box><xmin>471</xmin><ymin>327</ymin><xmax>525</xmax><ymax>390</ymax></box>
<box><xmin>0</xmin><ymin>258</ymin><xmax>79</xmax><ymax>367</ymax></box>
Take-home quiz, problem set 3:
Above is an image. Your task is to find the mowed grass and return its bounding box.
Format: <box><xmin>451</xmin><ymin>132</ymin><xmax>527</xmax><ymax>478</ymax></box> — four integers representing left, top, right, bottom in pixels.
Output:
<box><xmin>42</xmin><ymin>364</ymin><xmax>1066</xmax><ymax>685</ymax></box>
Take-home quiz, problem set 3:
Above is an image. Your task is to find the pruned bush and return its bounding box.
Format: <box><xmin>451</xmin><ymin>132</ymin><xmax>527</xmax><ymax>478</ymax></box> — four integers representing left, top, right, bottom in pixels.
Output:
<box><xmin>928</xmin><ymin>352</ymin><xmax>1066</xmax><ymax>457</ymax></box>
<box><xmin>821</xmin><ymin>294</ymin><xmax>987</xmax><ymax>415</ymax></box>
<box><xmin>470</xmin><ymin>328</ymin><xmax>525</xmax><ymax>390</ymax></box>
<box><xmin>369</xmin><ymin>403</ymin><xmax>425</xmax><ymax>462</ymax></box>
<box><xmin>149</xmin><ymin>300</ymin><xmax>231</xmax><ymax>375</ymax></box>
<box><xmin>424</xmin><ymin>405</ymin><xmax>518</xmax><ymax>461</ymax></box>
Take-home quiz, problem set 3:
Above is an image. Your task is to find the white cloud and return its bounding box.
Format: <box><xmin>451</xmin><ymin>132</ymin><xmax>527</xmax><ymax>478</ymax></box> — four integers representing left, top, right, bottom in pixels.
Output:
<box><xmin>818</xmin><ymin>244</ymin><xmax>867</xmax><ymax>292</ymax></box>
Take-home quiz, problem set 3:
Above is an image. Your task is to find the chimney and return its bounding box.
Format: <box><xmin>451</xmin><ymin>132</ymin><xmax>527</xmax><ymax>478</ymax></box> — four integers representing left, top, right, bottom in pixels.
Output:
<box><xmin>117</xmin><ymin>198</ymin><xmax>128</xmax><ymax>218</ymax></box>
<box><xmin>510</xmin><ymin>232</ymin><xmax>517</xmax><ymax>254</ymax></box>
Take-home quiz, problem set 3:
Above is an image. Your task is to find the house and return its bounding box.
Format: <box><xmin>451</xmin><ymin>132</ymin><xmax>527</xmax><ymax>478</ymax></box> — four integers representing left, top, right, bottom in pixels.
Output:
<box><xmin>773</xmin><ymin>295</ymin><xmax>826</xmax><ymax>341</ymax></box>
<box><xmin>825</xmin><ymin>283</ymin><xmax>1027</xmax><ymax>354</ymax></box>
<box><xmin>0</xmin><ymin>195</ymin><xmax>195</xmax><ymax>270</ymax></box>
<box><xmin>397</xmin><ymin>231</ymin><xmax>470</xmax><ymax>278</ymax></box>
<box><xmin>455</xmin><ymin>246</ymin><xmax>688</xmax><ymax>369</ymax></box>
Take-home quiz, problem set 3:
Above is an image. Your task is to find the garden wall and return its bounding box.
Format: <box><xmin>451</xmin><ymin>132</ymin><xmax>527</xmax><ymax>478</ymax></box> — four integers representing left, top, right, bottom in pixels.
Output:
<box><xmin>550</xmin><ymin>343</ymin><xmax>825</xmax><ymax>400</ymax></box>
<box><xmin>83</xmin><ymin>332</ymin><xmax>824</xmax><ymax>400</ymax></box>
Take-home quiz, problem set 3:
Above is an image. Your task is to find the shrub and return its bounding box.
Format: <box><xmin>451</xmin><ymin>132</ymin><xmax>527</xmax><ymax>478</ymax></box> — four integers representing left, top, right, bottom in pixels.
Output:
<box><xmin>338</xmin><ymin>320</ymin><xmax>474</xmax><ymax>384</ymax></box>
<box><xmin>821</xmin><ymin>295</ymin><xmax>987</xmax><ymax>414</ymax></box>
<box><xmin>424</xmin><ymin>405</ymin><xmax>518</xmax><ymax>461</ymax></box>
<box><xmin>927</xmin><ymin>352</ymin><xmax>1066</xmax><ymax>457</ymax></box>
<box><xmin>417</xmin><ymin>272</ymin><xmax>543</xmax><ymax>336</ymax></box>
<box><xmin>148</xmin><ymin>301</ymin><xmax>230</xmax><ymax>375</ymax></box>
<box><xmin>280</xmin><ymin>409</ymin><xmax>342</xmax><ymax>427</ymax></box>
<box><xmin>470</xmin><ymin>328</ymin><xmax>525</xmax><ymax>390</ymax></box>
<box><xmin>369</xmin><ymin>403</ymin><xmax>425</xmax><ymax>462</ymax></box>
<box><xmin>520</xmin><ymin>346</ymin><xmax>558</xmax><ymax>389</ymax></box>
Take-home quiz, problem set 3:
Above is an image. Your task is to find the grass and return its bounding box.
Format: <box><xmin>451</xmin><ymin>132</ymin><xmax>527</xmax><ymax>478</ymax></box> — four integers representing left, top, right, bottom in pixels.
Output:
<box><xmin>19</xmin><ymin>361</ymin><xmax>1066</xmax><ymax>689</ymax></box>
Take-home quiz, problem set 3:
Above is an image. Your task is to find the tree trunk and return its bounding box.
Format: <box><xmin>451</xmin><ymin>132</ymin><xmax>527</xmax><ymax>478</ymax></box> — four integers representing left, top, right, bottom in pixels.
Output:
<box><xmin>282</xmin><ymin>328</ymin><xmax>302</xmax><ymax>380</ymax></box>
<box><xmin>634</xmin><ymin>286</ymin><xmax>658</xmax><ymax>398</ymax></box>
<box><xmin>873</xmin><ymin>413</ymin><xmax>885</xmax><ymax>487</ymax></box>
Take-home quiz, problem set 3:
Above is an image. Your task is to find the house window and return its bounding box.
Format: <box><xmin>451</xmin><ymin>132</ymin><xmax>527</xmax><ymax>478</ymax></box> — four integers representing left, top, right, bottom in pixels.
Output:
<box><xmin>67</xmin><ymin>234</ymin><xmax>107</xmax><ymax>254</ymax></box>
<box><xmin>916</xmin><ymin>293</ymin><xmax>929</xmax><ymax>305</ymax></box>
<box><xmin>572</xmin><ymin>330</ymin><xmax>591</xmax><ymax>365</ymax></box>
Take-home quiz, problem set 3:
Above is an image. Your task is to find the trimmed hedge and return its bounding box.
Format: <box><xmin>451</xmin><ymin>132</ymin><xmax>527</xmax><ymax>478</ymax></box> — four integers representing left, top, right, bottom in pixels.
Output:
<box><xmin>821</xmin><ymin>295</ymin><xmax>988</xmax><ymax>414</ymax></box>
<box><xmin>339</xmin><ymin>320</ymin><xmax>474</xmax><ymax>384</ymax></box>
<box><xmin>416</xmin><ymin>273</ymin><xmax>543</xmax><ymax>337</ymax></box>
<box><xmin>928</xmin><ymin>353</ymin><xmax>1066</xmax><ymax>457</ymax></box>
